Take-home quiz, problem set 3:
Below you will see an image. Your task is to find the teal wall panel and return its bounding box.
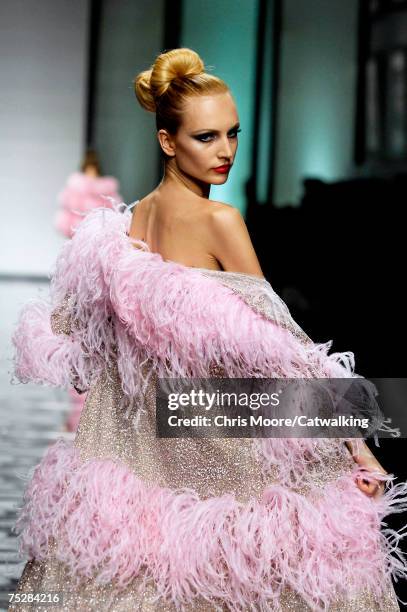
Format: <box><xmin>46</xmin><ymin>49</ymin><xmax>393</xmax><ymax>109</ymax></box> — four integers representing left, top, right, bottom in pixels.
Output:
<box><xmin>181</xmin><ymin>0</ymin><xmax>259</xmax><ymax>213</ymax></box>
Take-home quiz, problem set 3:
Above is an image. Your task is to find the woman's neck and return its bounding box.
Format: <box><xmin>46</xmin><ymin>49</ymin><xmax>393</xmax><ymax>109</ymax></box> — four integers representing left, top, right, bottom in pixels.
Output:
<box><xmin>158</xmin><ymin>164</ymin><xmax>211</xmax><ymax>200</ymax></box>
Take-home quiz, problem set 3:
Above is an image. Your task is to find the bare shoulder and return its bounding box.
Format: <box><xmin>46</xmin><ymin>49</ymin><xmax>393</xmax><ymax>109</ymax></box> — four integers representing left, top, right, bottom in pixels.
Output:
<box><xmin>210</xmin><ymin>200</ymin><xmax>243</xmax><ymax>222</ymax></box>
<box><xmin>206</xmin><ymin>200</ymin><xmax>264</xmax><ymax>278</ymax></box>
<box><xmin>208</xmin><ymin>199</ymin><xmax>240</xmax><ymax>215</ymax></box>
<box><xmin>207</xmin><ymin>200</ymin><xmax>249</xmax><ymax>237</ymax></box>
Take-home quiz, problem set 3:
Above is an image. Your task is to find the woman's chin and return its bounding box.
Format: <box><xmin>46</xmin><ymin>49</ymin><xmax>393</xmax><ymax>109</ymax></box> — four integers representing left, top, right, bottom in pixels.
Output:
<box><xmin>210</xmin><ymin>174</ymin><xmax>229</xmax><ymax>183</ymax></box>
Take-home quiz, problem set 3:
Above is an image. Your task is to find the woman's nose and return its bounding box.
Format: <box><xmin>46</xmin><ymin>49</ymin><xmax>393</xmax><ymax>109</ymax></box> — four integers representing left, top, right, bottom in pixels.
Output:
<box><xmin>218</xmin><ymin>136</ymin><xmax>234</xmax><ymax>159</ymax></box>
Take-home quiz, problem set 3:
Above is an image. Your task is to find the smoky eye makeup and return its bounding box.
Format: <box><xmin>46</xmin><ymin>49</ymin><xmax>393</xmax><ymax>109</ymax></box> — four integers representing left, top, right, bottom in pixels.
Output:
<box><xmin>193</xmin><ymin>127</ymin><xmax>242</xmax><ymax>142</ymax></box>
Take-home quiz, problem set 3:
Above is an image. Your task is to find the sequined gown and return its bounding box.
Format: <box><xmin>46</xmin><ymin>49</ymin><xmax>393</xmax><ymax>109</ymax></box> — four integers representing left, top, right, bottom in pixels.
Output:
<box><xmin>9</xmin><ymin>203</ymin><xmax>406</xmax><ymax>611</ymax></box>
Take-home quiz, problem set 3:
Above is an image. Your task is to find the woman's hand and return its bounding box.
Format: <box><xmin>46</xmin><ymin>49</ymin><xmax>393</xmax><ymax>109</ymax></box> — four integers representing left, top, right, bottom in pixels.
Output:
<box><xmin>345</xmin><ymin>439</ymin><xmax>388</xmax><ymax>500</ymax></box>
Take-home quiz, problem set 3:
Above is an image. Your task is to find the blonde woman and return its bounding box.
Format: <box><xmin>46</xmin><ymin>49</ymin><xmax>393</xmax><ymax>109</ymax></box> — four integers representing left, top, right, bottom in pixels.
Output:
<box><xmin>10</xmin><ymin>48</ymin><xmax>406</xmax><ymax>611</ymax></box>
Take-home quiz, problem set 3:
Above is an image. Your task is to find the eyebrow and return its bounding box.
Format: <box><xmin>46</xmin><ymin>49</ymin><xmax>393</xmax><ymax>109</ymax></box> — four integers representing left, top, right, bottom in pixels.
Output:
<box><xmin>191</xmin><ymin>122</ymin><xmax>240</xmax><ymax>135</ymax></box>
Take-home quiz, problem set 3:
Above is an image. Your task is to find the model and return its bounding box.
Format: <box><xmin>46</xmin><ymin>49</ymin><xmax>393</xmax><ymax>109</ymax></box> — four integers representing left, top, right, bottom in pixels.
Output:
<box><xmin>9</xmin><ymin>48</ymin><xmax>407</xmax><ymax>611</ymax></box>
<box><xmin>54</xmin><ymin>148</ymin><xmax>122</xmax><ymax>240</ymax></box>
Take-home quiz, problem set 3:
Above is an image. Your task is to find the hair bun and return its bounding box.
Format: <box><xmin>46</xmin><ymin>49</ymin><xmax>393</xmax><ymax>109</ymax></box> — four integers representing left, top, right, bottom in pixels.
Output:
<box><xmin>159</xmin><ymin>48</ymin><xmax>205</xmax><ymax>84</ymax></box>
<box><xmin>133</xmin><ymin>48</ymin><xmax>205</xmax><ymax>112</ymax></box>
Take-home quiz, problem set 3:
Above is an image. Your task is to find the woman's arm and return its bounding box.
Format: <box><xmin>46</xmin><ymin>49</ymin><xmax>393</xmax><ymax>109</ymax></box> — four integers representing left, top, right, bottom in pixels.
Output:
<box><xmin>208</xmin><ymin>203</ymin><xmax>388</xmax><ymax>499</ymax></box>
<box><xmin>208</xmin><ymin>204</ymin><xmax>265</xmax><ymax>278</ymax></box>
<box><xmin>205</xmin><ymin>206</ymin><xmax>314</xmax><ymax>348</ymax></box>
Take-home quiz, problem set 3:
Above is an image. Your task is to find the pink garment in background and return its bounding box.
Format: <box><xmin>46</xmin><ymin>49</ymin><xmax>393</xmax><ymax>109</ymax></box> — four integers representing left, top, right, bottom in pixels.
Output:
<box><xmin>55</xmin><ymin>171</ymin><xmax>122</xmax><ymax>239</ymax></box>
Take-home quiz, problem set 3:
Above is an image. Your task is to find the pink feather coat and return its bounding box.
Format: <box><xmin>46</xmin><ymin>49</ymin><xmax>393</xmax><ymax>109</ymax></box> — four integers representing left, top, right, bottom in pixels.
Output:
<box><xmin>10</xmin><ymin>201</ymin><xmax>407</xmax><ymax>611</ymax></box>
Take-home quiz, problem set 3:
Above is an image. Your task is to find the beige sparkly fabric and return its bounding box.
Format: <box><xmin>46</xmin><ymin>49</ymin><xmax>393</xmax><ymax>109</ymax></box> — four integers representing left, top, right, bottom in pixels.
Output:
<box><xmin>10</xmin><ymin>270</ymin><xmax>401</xmax><ymax>611</ymax></box>
<box><xmin>197</xmin><ymin>269</ymin><xmax>312</xmax><ymax>346</ymax></box>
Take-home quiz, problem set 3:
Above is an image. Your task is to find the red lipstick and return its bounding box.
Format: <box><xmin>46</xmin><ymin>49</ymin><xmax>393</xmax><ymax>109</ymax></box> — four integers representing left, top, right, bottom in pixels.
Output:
<box><xmin>213</xmin><ymin>165</ymin><xmax>231</xmax><ymax>174</ymax></box>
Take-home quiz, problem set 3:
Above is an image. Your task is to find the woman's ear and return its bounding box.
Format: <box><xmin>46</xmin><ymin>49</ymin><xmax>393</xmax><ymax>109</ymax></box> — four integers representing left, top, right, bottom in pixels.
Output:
<box><xmin>157</xmin><ymin>129</ymin><xmax>176</xmax><ymax>157</ymax></box>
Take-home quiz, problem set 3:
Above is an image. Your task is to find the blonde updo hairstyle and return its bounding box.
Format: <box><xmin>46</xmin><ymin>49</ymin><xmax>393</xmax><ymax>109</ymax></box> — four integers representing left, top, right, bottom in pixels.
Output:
<box><xmin>133</xmin><ymin>48</ymin><xmax>229</xmax><ymax>143</ymax></box>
